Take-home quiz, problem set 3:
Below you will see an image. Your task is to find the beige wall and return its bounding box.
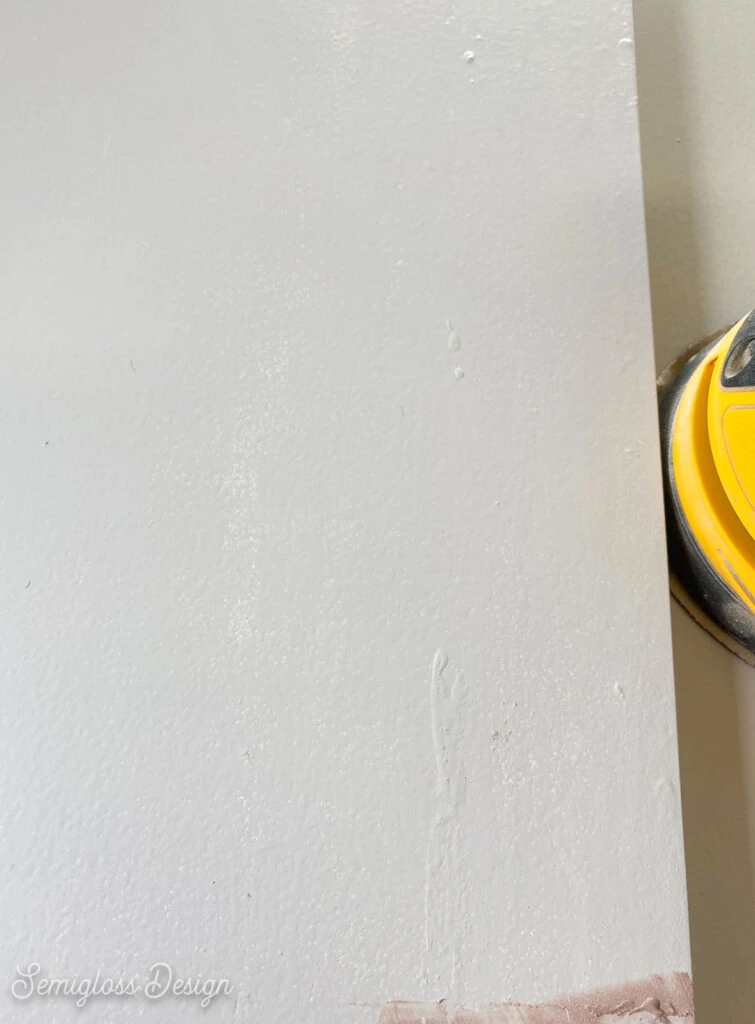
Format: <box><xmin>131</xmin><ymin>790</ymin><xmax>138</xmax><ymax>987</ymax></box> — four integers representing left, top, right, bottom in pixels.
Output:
<box><xmin>635</xmin><ymin>3</ymin><xmax>755</xmax><ymax>1021</ymax></box>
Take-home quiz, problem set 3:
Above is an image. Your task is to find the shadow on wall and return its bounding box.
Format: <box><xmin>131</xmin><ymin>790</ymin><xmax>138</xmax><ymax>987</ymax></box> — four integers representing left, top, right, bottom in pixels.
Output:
<box><xmin>633</xmin><ymin>0</ymin><xmax>704</xmax><ymax>370</ymax></box>
<box><xmin>670</xmin><ymin>606</ymin><xmax>755</xmax><ymax>1024</ymax></box>
<box><xmin>634</xmin><ymin>2</ymin><xmax>755</xmax><ymax>1020</ymax></box>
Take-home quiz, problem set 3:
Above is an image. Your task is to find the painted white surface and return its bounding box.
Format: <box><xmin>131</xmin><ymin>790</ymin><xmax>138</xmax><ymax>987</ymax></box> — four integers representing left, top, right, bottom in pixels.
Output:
<box><xmin>0</xmin><ymin>2</ymin><xmax>689</xmax><ymax>1022</ymax></box>
<box><xmin>634</xmin><ymin>2</ymin><xmax>755</xmax><ymax>1020</ymax></box>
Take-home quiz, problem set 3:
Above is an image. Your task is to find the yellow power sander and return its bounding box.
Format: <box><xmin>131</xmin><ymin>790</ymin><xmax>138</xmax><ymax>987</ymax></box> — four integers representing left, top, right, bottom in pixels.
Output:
<box><xmin>660</xmin><ymin>311</ymin><xmax>755</xmax><ymax>663</ymax></box>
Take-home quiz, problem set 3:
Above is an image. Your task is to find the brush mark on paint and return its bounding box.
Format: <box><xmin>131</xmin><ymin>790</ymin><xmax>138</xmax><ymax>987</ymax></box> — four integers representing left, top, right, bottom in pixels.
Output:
<box><xmin>376</xmin><ymin>971</ymin><xmax>693</xmax><ymax>1023</ymax></box>
<box><xmin>446</xmin><ymin>318</ymin><xmax>461</xmax><ymax>352</ymax></box>
<box><xmin>425</xmin><ymin>650</ymin><xmax>467</xmax><ymax>1007</ymax></box>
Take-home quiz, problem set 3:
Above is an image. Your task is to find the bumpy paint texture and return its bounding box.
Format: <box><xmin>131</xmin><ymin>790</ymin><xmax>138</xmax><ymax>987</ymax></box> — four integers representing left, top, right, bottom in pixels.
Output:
<box><xmin>0</xmin><ymin>0</ymin><xmax>690</xmax><ymax>1021</ymax></box>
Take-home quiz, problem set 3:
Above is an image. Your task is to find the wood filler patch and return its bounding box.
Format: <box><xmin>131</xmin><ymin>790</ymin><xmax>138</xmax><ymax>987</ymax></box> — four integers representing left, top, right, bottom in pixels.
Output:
<box><xmin>377</xmin><ymin>972</ymin><xmax>693</xmax><ymax>1024</ymax></box>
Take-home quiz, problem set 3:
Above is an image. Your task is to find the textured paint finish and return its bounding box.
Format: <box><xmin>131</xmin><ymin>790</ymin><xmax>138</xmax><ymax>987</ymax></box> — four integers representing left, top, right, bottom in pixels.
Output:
<box><xmin>0</xmin><ymin>1</ymin><xmax>689</xmax><ymax>1022</ymax></box>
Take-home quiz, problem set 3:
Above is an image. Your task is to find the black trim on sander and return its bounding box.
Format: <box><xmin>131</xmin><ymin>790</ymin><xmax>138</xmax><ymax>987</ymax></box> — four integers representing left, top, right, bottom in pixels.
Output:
<box><xmin>722</xmin><ymin>308</ymin><xmax>755</xmax><ymax>388</ymax></box>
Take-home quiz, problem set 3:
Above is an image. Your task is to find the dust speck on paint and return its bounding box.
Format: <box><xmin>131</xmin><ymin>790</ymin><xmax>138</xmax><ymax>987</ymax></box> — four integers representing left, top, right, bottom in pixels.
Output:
<box><xmin>454</xmin><ymin>367</ymin><xmax>464</xmax><ymax>380</ymax></box>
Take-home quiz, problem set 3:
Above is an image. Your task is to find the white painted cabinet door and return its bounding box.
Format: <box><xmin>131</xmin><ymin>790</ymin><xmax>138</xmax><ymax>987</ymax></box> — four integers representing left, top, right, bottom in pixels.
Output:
<box><xmin>0</xmin><ymin>1</ymin><xmax>691</xmax><ymax>1022</ymax></box>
